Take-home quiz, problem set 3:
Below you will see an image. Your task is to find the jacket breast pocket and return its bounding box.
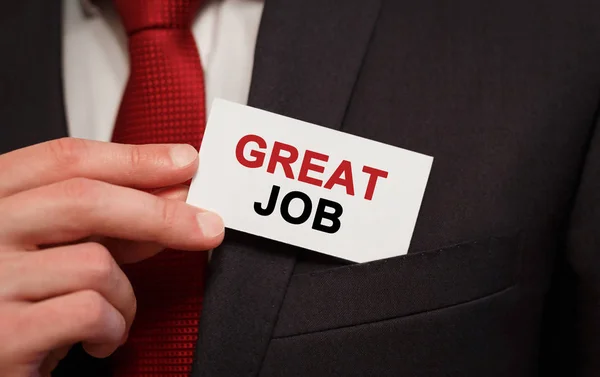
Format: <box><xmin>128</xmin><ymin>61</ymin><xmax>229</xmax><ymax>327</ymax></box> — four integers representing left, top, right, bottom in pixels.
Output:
<box><xmin>272</xmin><ymin>234</ymin><xmax>521</xmax><ymax>338</ymax></box>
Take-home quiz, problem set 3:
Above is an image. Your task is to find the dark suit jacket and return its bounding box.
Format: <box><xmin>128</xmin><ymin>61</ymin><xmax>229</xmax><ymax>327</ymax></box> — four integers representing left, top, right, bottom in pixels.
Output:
<box><xmin>2</xmin><ymin>0</ymin><xmax>600</xmax><ymax>376</ymax></box>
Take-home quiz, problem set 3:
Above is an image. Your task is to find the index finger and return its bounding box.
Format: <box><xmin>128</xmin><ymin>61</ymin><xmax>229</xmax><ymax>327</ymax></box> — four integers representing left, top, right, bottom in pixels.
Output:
<box><xmin>0</xmin><ymin>138</ymin><xmax>199</xmax><ymax>198</ymax></box>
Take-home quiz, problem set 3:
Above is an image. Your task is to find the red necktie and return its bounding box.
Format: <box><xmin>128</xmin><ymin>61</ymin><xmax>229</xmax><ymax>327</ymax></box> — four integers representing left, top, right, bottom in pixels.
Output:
<box><xmin>111</xmin><ymin>1</ymin><xmax>207</xmax><ymax>376</ymax></box>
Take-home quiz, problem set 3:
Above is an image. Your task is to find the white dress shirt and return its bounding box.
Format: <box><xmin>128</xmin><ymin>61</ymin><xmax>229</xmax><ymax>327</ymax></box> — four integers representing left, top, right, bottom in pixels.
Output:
<box><xmin>62</xmin><ymin>0</ymin><xmax>264</xmax><ymax>142</ymax></box>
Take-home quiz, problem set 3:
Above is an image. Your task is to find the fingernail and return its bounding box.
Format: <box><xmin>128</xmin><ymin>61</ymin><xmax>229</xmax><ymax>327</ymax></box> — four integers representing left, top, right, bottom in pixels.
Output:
<box><xmin>196</xmin><ymin>212</ymin><xmax>225</xmax><ymax>238</ymax></box>
<box><xmin>170</xmin><ymin>145</ymin><xmax>198</xmax><ymax>168</ymax></box>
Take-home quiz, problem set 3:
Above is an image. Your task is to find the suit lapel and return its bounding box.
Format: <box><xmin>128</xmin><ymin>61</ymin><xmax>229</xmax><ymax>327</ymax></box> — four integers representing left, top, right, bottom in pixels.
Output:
<box><xmin>0</xmin><ymin>0</ymin><xmax>68</xmax><ymax>154</ymax></box>
<box><xmin>192</xmin><ymin>0</ymin><xmax>381</xmax><ymax>376</ymax></box>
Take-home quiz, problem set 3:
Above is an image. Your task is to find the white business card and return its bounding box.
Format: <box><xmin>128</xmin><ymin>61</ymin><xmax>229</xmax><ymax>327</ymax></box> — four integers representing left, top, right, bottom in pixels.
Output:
<box><xmin>187</xmin><ymin>99</ymin><xmax>433</xmax><ymax>263</ymax></box>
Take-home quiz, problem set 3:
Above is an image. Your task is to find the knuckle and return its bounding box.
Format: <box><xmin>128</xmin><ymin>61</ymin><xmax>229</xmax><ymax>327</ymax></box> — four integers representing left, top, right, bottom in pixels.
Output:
<box><xmin>59</xmin><ymin>177</ymin><xmax>99</xmax><ymax>202</ymax></box>
<box><xmin>80</xmin><ymin>243</ymin><xmax>115</xmax><ymax>285</ymax></box>
<box><xmin>129</xmin><ymin>145</ymin><xmax>143</xmax><ymax>169</ymax></box>
<box><xmin>47</xmin><ymin>137</ymin><xmax>88</xmax><ymax>168</ymax></box>
<box><xmin>156</xmin><ymin>198</ymin><xmax>179</xmax><ymax>231</ymax></box>
<box><xmin>127</xmin><ymin>145</ymin><xmax>157</xmax><ymax>171</ymax></box>
<box><xmin>77</xmin><ymin>290</ymin><xmax>109</xmax><ymax>327</ymax></box>
<box><xmin>45</xmin><ymin>179</ymin><xmax>101</xmax><ymax>239</ymax></box>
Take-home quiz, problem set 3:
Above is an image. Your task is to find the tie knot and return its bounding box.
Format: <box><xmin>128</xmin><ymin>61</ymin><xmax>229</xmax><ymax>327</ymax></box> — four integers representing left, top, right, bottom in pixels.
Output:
<box><xmin>114</xmin><ymin>0</ymin><xmax>202</xmax><ymax>35</ymax></box>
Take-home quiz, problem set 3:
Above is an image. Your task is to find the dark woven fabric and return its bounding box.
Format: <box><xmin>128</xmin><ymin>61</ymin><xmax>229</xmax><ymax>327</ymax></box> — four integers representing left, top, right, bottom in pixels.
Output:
<box><xmin>4</xmin><ymin>1</ymin><xmax>600</xmax><ymax>376</ymax></box>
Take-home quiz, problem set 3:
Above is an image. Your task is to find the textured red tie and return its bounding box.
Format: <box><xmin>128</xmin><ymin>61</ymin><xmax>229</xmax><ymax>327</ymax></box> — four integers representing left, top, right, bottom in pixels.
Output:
<box><xmin>111</xmin><ymin>1</ymin><xmax>206</xmax><ymax>376</ymax></box>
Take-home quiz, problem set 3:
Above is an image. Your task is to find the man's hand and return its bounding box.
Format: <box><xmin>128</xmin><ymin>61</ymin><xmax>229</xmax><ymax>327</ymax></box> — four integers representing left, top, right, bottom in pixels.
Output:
<box><xmin>0</xmin><ymin>138</ymin><xmax>225</xmax><ymax>377</ymax></box>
